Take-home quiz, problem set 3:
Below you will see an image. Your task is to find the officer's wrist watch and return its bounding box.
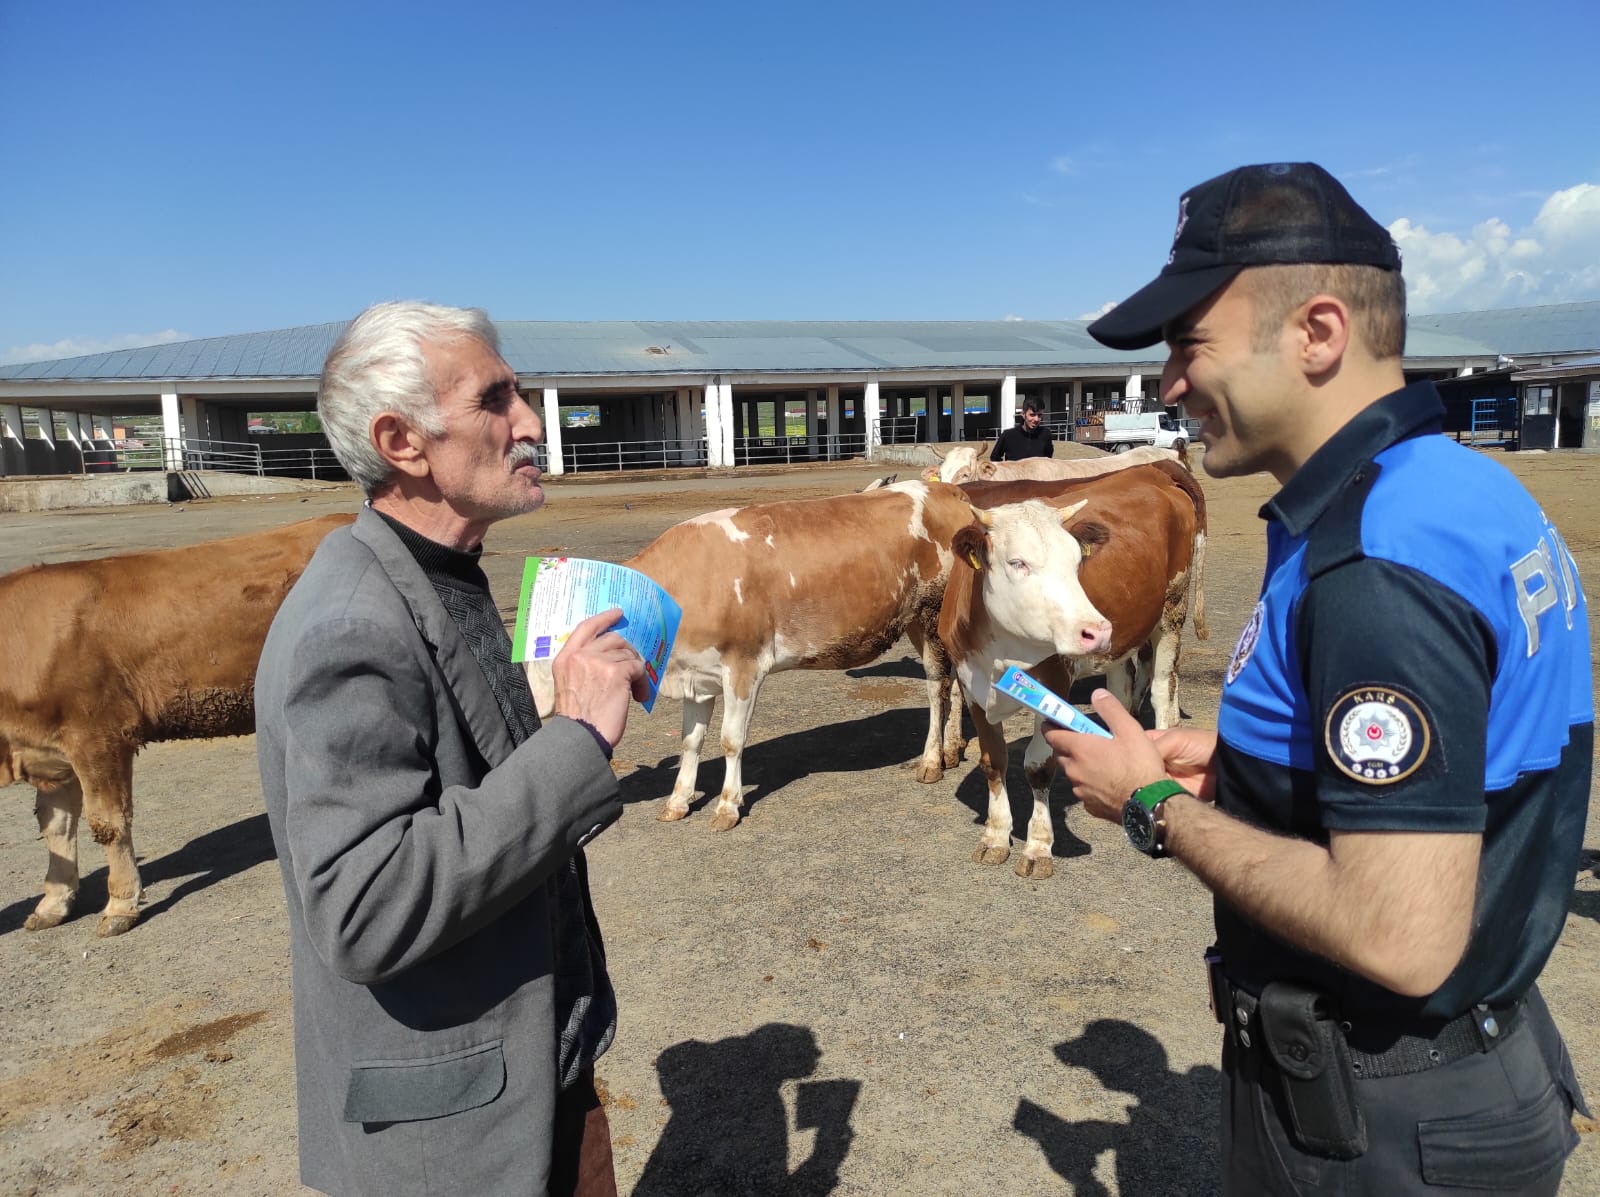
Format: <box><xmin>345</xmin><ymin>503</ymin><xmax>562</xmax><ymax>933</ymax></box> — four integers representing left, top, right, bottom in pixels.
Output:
<box><xmin>1123</xmin><ymin>778</ymin><xmax>1187</xmax><ymax>857</ymax></box>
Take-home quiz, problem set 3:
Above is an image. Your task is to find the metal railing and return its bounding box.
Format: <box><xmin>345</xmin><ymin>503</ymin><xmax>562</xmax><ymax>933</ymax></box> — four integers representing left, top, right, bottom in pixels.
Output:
<box><xmin>560</xmin><ymin>438</ymin><xmax>708</xmax><ymax>473</ymax></box>
<box><xmin>734</xmin><ymin>432</ymin><xmax>870</xmax><ymax>465</ymax></box>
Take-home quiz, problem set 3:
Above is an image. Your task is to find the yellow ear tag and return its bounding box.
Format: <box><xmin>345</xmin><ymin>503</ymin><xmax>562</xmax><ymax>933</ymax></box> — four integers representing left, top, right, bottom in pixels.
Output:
<box><xmin>1080</xmin><ymin>542</ymin><xmax>1093</xmax><ymax>559</ymax></box>
<box><xmin>965</xmin><ymin>549</ymin><xmax>983</xmax><ymax>573</ymax></box>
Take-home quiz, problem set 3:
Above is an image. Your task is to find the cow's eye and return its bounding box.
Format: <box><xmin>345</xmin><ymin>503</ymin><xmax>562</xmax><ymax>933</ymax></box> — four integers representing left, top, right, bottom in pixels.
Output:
<box><xmin>1007</xmin><ymin>558</ymin><xmax>1029</xmax><ymax>574</ymax></box>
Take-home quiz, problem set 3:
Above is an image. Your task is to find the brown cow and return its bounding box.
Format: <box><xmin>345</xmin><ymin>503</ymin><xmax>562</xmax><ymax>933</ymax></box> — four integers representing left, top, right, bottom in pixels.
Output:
<box><xmin>940</xmin><ymin>462</ymin><xmax>1207</xmax><ymax>876</ymax></box>
<box><xmin>0</xmin><ymin>514</ymin><xmax>352</xmax><ymax>935</ymax></box>
<box><xmin>624</xmin><ymin>481</ymin><xmax>1110</xmax><ymax>831</ymax></box>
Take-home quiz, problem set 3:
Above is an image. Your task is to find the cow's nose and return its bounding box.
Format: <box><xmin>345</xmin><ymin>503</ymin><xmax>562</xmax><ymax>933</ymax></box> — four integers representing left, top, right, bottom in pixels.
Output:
<box><xmin>1080</xmin><ymin>621</ymin><xmax>1113</xmax><ymax>654</ymax></box>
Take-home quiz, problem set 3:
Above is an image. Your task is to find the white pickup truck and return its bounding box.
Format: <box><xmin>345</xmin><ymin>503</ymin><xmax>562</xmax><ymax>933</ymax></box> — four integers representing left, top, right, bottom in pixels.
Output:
<box><xmin>1085</xmin><ymin>411</ymin><xmax>1188</xmax><ymax>454</ymax></box>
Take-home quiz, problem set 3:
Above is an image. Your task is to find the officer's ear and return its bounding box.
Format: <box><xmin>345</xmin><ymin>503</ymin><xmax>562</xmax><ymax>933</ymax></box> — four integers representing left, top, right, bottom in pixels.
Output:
<box><xmin>1297</xmin><ymin>295</ymin><xmax>1351</xmax><ymax>378</ymax></box>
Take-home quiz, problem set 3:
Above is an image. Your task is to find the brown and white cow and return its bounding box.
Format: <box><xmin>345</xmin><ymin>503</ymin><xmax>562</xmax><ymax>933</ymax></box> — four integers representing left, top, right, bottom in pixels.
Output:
<box><xmin>0</xmin><ymin>514</ymin><xmax>351</xmax><ymax>935</ymax></box>
<box><xmin>624</xmin><ymin>481</ymin><xmax>1110</xmax><ymax>831</ymax></box>
<box><xmin>926</xmin><ymin>442</ymin><xmax>1180</xmax><ymax>485</ymax></box>
<box><xmin>940</xmin><ymin>462</ymin><xmax>1207</xmax><ymax>877</ymax></box>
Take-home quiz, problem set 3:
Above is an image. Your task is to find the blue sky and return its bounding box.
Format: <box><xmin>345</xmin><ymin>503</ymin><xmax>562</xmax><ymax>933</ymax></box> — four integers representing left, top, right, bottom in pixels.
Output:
<box><xmin>3</xmin><ymin>0</ymin><xmax>1598</xmax><ymax>364</ymax></box>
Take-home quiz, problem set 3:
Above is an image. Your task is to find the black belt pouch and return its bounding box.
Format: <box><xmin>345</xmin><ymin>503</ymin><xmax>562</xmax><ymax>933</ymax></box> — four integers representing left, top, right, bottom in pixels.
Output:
<box><xmin>1258</xmin><ymin>981</ymin><xmax>1367</xmax><ymax>1160</ymax></box>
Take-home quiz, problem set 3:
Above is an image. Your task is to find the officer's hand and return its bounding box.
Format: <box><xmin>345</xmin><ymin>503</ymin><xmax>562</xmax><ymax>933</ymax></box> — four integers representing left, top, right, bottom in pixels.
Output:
<box><xmin>551</xmin><ymin>608</ymin><xmax>649</xmax><ymax>748</ymax></box>
<box><xmin>1148</xmin><ymin>726</ymin><xmax>1218</xmax><ymax>802</ymax></box>
<box><xmin>1043</xmin><ymin>688</ymin><xmax>1169</xmax><ymax>824</ymax></box>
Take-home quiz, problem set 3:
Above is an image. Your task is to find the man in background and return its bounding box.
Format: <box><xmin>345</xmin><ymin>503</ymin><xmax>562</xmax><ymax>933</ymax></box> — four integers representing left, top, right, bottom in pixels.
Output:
<box><xmin>991</xmin><ymin>394</ymin><xmax>1054</xmax><ymax>461</ymax></box>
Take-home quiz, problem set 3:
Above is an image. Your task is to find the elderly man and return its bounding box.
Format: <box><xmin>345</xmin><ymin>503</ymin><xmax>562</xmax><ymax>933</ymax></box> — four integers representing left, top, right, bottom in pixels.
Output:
<box><xmin>257</xmin><ymin>301</ymin><xmax>646</xmax><ymax>1197</ymax></box>
<box><xmin>1049</xmin><ymin>164</ymin><xmax>1590</xmax><ymax>1194</ymax></box>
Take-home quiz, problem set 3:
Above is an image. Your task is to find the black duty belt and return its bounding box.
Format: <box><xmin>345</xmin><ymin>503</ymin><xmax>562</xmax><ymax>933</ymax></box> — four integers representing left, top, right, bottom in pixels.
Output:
<box><xmin>1211</xmin><ymin>966</ymin><xmax>1521</xmax><ymax>1080</ymax></box>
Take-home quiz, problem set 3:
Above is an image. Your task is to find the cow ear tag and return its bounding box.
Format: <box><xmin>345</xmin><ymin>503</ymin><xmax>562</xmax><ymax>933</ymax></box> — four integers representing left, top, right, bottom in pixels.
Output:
<box><xmin>965</xmin><ymin>549</ymin><xmax>984</xmax><ymax>572</ymax></box>
<box><xmin>1080</xmin><ymin>542</ymin><xmax>1093</xmax><ymax>559</ymax></box>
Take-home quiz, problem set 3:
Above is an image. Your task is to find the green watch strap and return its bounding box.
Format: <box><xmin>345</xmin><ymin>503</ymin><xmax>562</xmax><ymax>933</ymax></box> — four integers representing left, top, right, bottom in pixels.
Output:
<box><xmin>1130</xmin><ymin>778</ymin><xmax>1188</xmax><ymax>811</ymax></box>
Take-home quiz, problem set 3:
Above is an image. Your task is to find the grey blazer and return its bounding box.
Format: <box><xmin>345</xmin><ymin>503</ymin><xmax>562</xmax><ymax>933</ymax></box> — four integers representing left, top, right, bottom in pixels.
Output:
<box><xmin>256</xmin><ymin>507</ymin><xmax>622</xmax><ymax>1197</ymax></box>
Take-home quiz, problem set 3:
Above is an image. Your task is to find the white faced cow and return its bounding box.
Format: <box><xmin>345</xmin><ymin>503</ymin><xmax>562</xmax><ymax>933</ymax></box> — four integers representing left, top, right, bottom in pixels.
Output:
<box><xmin>625</xmin><ymin>481</ymin><xmax>1110</xmax><ymax>831</ymax></box>
<box><xmin>940</xmin><ymin>462</ymin><xmax>1208</xmax><ymax>877</ymax></box>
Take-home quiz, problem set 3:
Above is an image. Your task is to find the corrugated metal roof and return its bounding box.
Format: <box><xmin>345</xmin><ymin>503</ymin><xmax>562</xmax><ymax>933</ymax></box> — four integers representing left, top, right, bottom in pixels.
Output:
<box><xmin>3</xmin><ymin>302</ymin><xmax>1596</xmax><ymax>384</ymax></box>
<box><xmin>1409</xmin><ymin>301</ymin><xmax>1600</xmax><ymax>355</ymax></box>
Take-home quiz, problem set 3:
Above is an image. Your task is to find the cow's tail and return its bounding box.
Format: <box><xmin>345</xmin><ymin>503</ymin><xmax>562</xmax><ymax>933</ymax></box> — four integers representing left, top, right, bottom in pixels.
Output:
<box><xmin>1155</xmin><ymin>459</ymin><xmax>1210</xmax><ymax>642</ymax></box>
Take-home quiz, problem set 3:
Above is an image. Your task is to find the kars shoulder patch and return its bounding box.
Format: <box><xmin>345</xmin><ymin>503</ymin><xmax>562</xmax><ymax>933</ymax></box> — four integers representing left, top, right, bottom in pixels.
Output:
<box><xmin>1324</xmin><ymin>684</ymin><xmax>1433</xmax><ymax>785</ymax></box>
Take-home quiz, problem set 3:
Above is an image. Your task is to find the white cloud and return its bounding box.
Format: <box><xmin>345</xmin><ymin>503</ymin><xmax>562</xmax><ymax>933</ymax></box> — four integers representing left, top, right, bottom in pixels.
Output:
<box><xmin>0</xmin><ymin>329</ymin><xmax>189</xmax><ymax>366</ymax></box>
<box><xmin>1003</xmin><ymin>314</ymin><xmax>1026</xmax><ymax>322</ymax></box>
<box><xmin>1051</xmin><ymin>155</ymin><xmax>1078</xmax><ymax>177</ymax></box>
<box><xmin>1077</xmin><ymin>301</ymin><xmax>1116</xmax><ymax>321</ymax></box>
<box><xmin>1391</xmin><ymin>182</ymin><xmax>1600</xmax><ymax>312</ymax></box>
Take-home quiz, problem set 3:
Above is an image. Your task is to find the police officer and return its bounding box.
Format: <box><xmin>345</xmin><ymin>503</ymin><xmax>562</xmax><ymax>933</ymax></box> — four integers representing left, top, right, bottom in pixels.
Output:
<box><xmin>1046</xmin><ymin>162</ymin><xmax>1591</xmax><ymax>1194</ymax></box>
<box><xmin>991</xmin><ymin>394</ymin><xmax>1054</xmax><ymax>461</ymax></box>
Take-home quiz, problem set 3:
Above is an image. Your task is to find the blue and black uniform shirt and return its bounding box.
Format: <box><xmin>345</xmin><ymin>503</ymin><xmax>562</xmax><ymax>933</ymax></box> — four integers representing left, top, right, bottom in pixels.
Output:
<box><xmin>1215</xmin><ymin>381</ymin><xmax>1593</xmax><ymax>1020</ymax></box>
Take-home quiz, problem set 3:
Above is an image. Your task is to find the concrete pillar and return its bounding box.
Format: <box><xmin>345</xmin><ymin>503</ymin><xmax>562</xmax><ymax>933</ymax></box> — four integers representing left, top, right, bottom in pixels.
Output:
<box><xmin>1</xmin><ymin>404</ymin><xmax>24</xmax><ymax>450</ymax></box>
<box><xmin>35</xmin><ymin>408</ymin><xmax>57</xmax><ymax>444</ymax></box>
<box><xmin>0</xmin><ymin>403</ymin><xmax>23</xmax><ymax>477</ymax></box>
<box><xmin>674</xmin><ymin>387</ymin><xmax>695</xmax><ymax>464</ymax></box>
<box><xmin>180</xmin><ymin>396</ymin><xmax>204</xmax><ymax>444</ymax></box>
<box><xmin>825</xmin><ymin>385</ymin><xmax>841</xmax><ymax>458</ymax></box>
<box><xmin>540</xmin><ymin>386</ymin><xmax>565</xmax><ymax>476</ymax></box>
<box><xmin>720</xmin><ymin>383</ymin><xmax>736</xmax><ymax>466</ymax></box>
<box><xmin>950</xmin><ymin>383</ymin><xmax>965</xmax><ymax>441</ymax></box>
<box><xmin>1000</xmin><ymin>374</ymin><xmax>1018</xmax><ymax>430</ymax></box>
<box><xmin>805</xmin><ymin>389</ymin><xmax>819</xmax><ymax>441</ymax></box>
<box><xmin>865</xmin><ymin>376</ymin><xmax>883</xmax><ymax>458</ymax></box>
<box><xmin>704</xmin><ymin>381</ymin><xmax>724</xmax><ymax>468</ymax></box>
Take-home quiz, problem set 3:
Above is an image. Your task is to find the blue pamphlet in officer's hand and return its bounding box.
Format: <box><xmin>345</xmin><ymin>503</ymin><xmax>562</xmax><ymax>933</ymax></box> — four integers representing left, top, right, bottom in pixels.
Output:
<box><xmin>993</xmin><ymin>666</ymin><xmax>1113</xmax><ymax>738</ymax></box>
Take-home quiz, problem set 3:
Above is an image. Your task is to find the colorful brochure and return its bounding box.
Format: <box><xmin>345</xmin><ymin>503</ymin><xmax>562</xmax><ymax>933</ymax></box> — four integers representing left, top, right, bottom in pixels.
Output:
<box><xmin>992</xmin><ymin>666</ymin><xmax>1113</xmax><ymax>738</ymax></box>
<box><xmin>511</xmin><ymin>557</ymin><xmax>681</xmax><ymax>713</ymax></box>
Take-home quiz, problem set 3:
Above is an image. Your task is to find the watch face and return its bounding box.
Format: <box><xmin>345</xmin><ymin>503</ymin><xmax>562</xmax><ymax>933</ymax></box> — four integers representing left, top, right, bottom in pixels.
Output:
<box><xmin>1123</xmin><ymin>799</ymin><xmax>1157</xmax><ymax>854</ymax></box>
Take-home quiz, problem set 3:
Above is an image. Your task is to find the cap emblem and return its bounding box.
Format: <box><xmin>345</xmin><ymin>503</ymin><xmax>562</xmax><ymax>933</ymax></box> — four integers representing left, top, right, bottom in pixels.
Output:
<box><xmin>1167</xmin><ymin>195</ymin><xmax>1191</xmax><ymax>264</ymax></box>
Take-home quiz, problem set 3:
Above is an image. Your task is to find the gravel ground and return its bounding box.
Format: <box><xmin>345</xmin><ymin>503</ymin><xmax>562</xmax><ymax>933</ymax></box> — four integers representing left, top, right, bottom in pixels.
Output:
<box><xmin>1</xmin><ymin>451</ymin><xmax>1596</xmax><ymax>1195</ymax></box>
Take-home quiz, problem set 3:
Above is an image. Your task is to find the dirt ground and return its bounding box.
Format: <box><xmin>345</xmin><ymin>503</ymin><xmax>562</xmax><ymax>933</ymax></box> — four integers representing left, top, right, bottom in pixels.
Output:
<box><xmin>2</xmin><ymin>450</ymin><xmax>1598</xmax><ymax>1196</ymax></box>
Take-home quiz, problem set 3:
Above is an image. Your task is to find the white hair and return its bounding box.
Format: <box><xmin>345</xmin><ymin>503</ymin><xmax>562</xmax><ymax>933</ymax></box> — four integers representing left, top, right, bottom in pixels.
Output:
<box><xmin>318</xmin><ymin>301</ymin><xmax>501</xmax><ymax>495</ymax></box>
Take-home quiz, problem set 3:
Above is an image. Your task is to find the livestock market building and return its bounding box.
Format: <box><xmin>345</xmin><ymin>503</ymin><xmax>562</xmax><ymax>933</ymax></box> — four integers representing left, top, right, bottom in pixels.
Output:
<box><xmin>2</xmin><ymin>301</ymin><xmax>1598</xmax><ymax>491</ymax></box>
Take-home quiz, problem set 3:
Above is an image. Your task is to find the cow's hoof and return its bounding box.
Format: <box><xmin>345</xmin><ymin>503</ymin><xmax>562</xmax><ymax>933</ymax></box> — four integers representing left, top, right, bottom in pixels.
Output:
<box><xmin>915</xmin><ymin>762</ymin><xmax>944</xmax><ymax>784</ymax></box>
<box><xmin>708</xmin><ymin>810</ymin><xmax>742</xmax><ymax>833</ymax></box>
<box><xmin>973</xmin><ymin>843</ymin><xmax>1011</xmax><ymax>866</ymax></box>
<box><xmin>24</xmin><ymin>906</ymin><xmax>71</xmax><ymax>931</ymax></box>
<box><xmin>1015</xmin><ymin>856</ymin><xmax>1054</xmax><ymax>880</ymax></box>
<box><xmin>657</xmin><ymin>805</ymin><xmax>689</xmax><ymax>823</ymax></box>
<box><xmin>96</xmin><ymin>912</ymin><xmax>138</xmax><ymax>937</ymax></box>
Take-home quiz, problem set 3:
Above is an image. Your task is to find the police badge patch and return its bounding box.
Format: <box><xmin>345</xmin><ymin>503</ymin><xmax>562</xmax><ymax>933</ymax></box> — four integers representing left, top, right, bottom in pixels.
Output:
<box><xmin>1324</xmin><ymin>684</ymin><xmax>1432</xmax><ymax>785</ymax></box>
<box><xmin>1226</xmin><ymin>602</ymin><xmax>1264</xmax><ymax>685</ymax></box>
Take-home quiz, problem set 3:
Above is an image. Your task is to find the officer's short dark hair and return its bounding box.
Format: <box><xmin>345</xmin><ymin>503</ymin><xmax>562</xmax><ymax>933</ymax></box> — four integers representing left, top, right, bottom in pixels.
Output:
<box><xmin>1021</xmin><ymin>396</ymin><xmax>1044</xmax><ymax>414</ymax></box>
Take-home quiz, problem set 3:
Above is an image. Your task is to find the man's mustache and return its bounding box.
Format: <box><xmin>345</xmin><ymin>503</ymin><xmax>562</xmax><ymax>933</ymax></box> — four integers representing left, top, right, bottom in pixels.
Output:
<box><xmin>507</xmin><ymin>443</ymin><xmax>543</xmax><ymax>472</ymax></box>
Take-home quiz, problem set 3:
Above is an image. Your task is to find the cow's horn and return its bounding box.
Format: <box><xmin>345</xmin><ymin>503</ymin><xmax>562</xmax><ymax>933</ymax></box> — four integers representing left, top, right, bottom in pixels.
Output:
<box><xmin>1058</xmin><ymin>499</ymin><xmax>1089</xmax><ymax>524</ymax></box>
<box><xmin>930</xmin><ymin>444</ymin><xmax>947</xmax><ymax>460</ymax></box>
<box><xmin>967</xmin><ymin>504</ymin><xmax>994</xmax><ymax>527</ymax></box>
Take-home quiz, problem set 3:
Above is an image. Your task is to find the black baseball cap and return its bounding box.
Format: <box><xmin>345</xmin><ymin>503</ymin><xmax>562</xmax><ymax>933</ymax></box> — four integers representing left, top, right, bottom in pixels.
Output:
<box><xmin>1087</xmin><ymin>162</ymin><xmax>1402</xmax><ymax>351</ymax></box>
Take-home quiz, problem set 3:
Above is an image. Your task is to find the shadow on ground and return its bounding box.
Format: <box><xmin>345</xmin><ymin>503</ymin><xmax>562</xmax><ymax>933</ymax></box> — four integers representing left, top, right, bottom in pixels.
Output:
<box><xmin>952</xmin><ymin>733</ymin><xmax>1093</xmax><ymax>862</ymax></box>
<box><xmin>619</xmin><ymin>707</ymin><xmax>934</xmax><ymax>819</ymax></box>
<box><xmin>0</xmin><ymin>811</ymin><xmax>275</xmax><ymax>935</ymax></box>
<box><xmin>632</xmin><ymin>1022</ymin><xmax>860</xmax><ymax>1196</ymax></box>
<box><xmin>1014</xmin><ymin>1019</ymin><xmax>1221</xmax><ymax>1196</ymax></box>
